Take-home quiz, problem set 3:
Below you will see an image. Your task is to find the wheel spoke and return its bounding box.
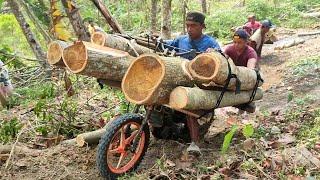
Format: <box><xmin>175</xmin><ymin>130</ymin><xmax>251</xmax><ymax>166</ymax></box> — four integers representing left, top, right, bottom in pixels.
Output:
<box><xmin>125</xmin><ymin>130</ymin><xmax>138</xmax><ymax>145</ymax></box>
<box><xmin>109</xmin><ymin>148</ymin><xmax>120</xmax><ymax>154</ymax></box>
<box><xmin>116</xmin><ymin>152</ymin><xmax>126</xmax><ymax>169</ymax></box>
<box><xmin>120</xmin><ymin>127</ymin><xmax>125</xmax><ymax>148</ymax></box>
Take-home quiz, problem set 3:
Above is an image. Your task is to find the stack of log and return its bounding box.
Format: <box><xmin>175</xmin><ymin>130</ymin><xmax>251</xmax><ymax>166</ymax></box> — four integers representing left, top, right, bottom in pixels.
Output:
<box><xmin>47</xmin><ymin>34</ymin><xmax>264</xmax><ymax>146</ymax></box>
<box><xmin>122</xmin><ymin>51</ymin><xmax>263</xmax><ymax>110</ymax></box>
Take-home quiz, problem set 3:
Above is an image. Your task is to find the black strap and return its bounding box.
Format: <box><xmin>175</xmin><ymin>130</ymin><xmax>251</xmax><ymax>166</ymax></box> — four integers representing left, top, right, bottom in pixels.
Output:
<box><xmin>197</xmin><ymin>53</ymin><xmax>241</xmax><ymax>120</ymax></box>
<box><xmin>248</xmin><ymin>69</ymin><xmax>264</xmax><ymax>103</ymax></box>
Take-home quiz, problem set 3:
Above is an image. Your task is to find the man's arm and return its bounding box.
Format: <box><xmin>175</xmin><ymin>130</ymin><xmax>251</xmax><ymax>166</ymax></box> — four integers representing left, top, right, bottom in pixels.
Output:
<box><xmin>247</xmin><ymin>58</ymin><xmax>258</xmax><ymax>69</ymax></box>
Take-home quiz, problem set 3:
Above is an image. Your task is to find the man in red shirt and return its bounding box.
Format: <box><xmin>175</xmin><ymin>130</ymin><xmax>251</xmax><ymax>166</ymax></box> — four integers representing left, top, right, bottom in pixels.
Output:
<box><xmin>244</xmin><ymin>14</ymin><xmax>261</xmax><ymax>35</ymax></box>
<box><xmin>224</xmin><ymin>29</ymin><xmax>258</xmax><ymax>113</ymax></box>
<box><xmin>224</xmin><ymin>29</ymin><xmax>258</xmax><ymax>69</ymax></box>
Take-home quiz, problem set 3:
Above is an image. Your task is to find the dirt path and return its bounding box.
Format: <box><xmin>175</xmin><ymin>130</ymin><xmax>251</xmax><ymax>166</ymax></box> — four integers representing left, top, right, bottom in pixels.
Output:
<box><xmin>1</xmin><ymin>30</ymin><xmax>320</xmax><ymax>180</ymax></box>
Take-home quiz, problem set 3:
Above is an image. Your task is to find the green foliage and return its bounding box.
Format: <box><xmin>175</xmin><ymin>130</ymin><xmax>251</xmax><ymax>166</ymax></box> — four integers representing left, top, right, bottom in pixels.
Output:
<box><xmin>0</xmin><ymin>45</ymin><xmax>25</xmax><ymax>68</ymax></box>
<box><xmin>221</xmin><ymin>125</ymin><xmax>238</xmax><ymax>153</ymax></box>
<box><xmin>0</xmin><ymin>117</ymin><xmax>22</xmax><ymax>143</ymax></box>
<box><xmin>297</xmin><ymin>108</ymin><xmax>320</xmax><ymax>146</ymax></box>
<box><xmin>0</xmin><ymin>14</ymin><xmax>34</xmax><ymax>57</ymax></box>
<box><xmin>25</xmin><ymin>0</ymin><xmax>50</xmax><ymax>26</ymax></box>
<box><xmin>0</xmin><ymin>0</ymin><xmax>4</xmax><ymax>10</ymax></box>
<box><xmin>287</xmin><ymin>91</ymin><xmax>294</xmax><ymax>103</ymax></box>
<box><xmin>289</xmin><ymin>56</ymin><xmax>320</xmax><ymax>77</ymax></box>
<box><xmin>8</xmin><ymin>81</ymin><xmax>56</xmax><ymax>107</ymax></box>
<box><xmin>242</xmin><ymin>124</ymin><xmax>254</xmax><ymax>139</ymax></box>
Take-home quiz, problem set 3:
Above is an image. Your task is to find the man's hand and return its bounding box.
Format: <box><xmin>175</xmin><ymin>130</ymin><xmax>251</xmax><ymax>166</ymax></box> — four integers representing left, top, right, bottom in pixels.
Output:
<box><xmin>205</xmin><ymin>48</ymin><xmax>215</xmax><ymax>53</ymax></box>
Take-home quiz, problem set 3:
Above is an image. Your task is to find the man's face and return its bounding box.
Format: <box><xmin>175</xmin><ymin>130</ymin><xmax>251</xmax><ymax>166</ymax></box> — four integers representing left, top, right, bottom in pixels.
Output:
<box><xmin>248</xmin><ymin>17</ymin><xmax>255</xmax><ymax>23</ymax></box>
<box><xmin>186</xmin><ymin>21</ymin><xmax>204</xmax><ymax>40</ymax></box>
<box><xmin>233</xmin><ymin>38</ymin><xmax>247</xmax><ymax>51</ymax></box>
<box><xmin>261</xmin><ymin>26</ymin><xmax>270</xmax><ymax>34</ymax></box>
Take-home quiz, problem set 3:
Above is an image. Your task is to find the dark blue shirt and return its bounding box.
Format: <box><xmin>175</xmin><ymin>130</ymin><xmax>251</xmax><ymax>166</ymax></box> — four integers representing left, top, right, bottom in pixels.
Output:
<box><xmin>165</xmin><ymin>35</ymin><xmax>221</xmax><ymax>60</ymax></box>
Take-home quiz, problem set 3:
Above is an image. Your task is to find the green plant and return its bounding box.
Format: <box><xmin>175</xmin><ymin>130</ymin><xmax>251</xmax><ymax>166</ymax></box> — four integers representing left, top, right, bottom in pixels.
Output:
<box><xmin>221</xmin><ymin>125</ymin><xmax>238</xmax><ymax>153</ymax></box>
<box><xmin>287</xmin><ymin>91</ymin><xmax>294</xmax><ymax>103</ymax></box>
<box><xmin>242</xmin><ymin>124</ymin><xmax>254</xmax><ymax>139</ymax></box>
<box><xmin>0</xmin><ymin>117</ymin><xmax>22</xmax><ymax>143</ymax></box>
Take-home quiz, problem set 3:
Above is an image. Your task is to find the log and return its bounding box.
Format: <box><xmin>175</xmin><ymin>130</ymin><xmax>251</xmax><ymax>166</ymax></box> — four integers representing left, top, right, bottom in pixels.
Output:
<box><xmin>91</xmin><ymin>31</ymin><xmax>153</xmax><ymax>56</ymax></box>
<box><xmin>122</xmin><ymin>54</ymin><xmax>193</xmax><ymax>105</ymax></box>
<box><xmin>47</xmin><ymin>40</ymin><xmax>70</xmax><ymax>67</ymax></box>
<box><xmin>75</xmin><ymin>128</ymin><xmax>106</xmax><ymax>147</ymax></box>
<box><xmin>169</xmin><ymin>86</ymin><xmax>263</xmax><ymax>110</ymax></box>
<box><xmin>188</xmin><ymin>52</ymin><xmax>263</xmax><ymax>90</ymax></box>
<box><xmin>298</xmin><ymin>31</ymin><xmax>320</xmax><ymax>37</ymax></box>
<box><xmin>62</xmin><ymin>41</ymin><xmax>134</xmax><ymax>81</ymax></box>
<box><xmin>274</xmin><ymin>38</ymin><xmax>305</xmax><ymax>50</ymax></box>
<box><xmin>302</xmin><ymin>12</ymin><xmax>320</xmax><ymax>18</ymax></box>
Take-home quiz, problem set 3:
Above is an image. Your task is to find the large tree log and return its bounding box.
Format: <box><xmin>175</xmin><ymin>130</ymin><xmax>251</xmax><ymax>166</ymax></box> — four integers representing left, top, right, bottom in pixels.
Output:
<box><xmin>75</xmin><ymin>128</ymin><xmax>106</xmax><ymax>147</ymax></box>
<box><xmin>62</xmin><ymin>41</ymin><xmax>134</xmax><ymax>82</ymax></box>
<box><xmin>91</xmin><ymin>32</ymin><xmax>153</xmax><ymax>56</ymax></box>
<box><xmin>169</xmin><ymin>86</ymin><xmax>263</xmax><ymax>110</ymax></box>
<box><xmin>122</xmin><ymin>54</ymin><xmax>192</xmax><ymax>105</ymax></box>
<box><xmin>188</xmin><ymin>52</ymin><xmax>263</xmax><ymax>90</ymax></box>
<box><xmin>47</xmin><ymin>40</ymin><xmax>71</xmax><ymax>67</ymax></box>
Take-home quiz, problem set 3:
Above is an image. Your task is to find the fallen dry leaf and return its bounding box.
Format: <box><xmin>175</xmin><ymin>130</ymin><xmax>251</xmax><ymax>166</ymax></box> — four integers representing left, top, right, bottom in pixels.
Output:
<box><xmin>243</xmin><ymin>138</ymin><xmax>255</xmax><ymax>150</ymax></box>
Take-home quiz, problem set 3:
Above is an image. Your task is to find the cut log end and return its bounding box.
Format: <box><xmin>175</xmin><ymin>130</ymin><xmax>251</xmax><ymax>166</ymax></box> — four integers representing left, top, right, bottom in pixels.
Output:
<box><xmin>169</xmin><ymin>86</ymin><xmax>188</xmax><ymax>109</ymax></box>
<box><xmin>62</xmin><ymin>41</ymin><xmax>88</xmax><ymax>73</ymax></box>
<box><xmin>189</xmin><ymin>53</ymin><xmax>220</xmax><ymax>82</ymax></box>
<box><xmin>75</xmin><ymin>135</ymin><xmax>86</xmax><ymax>147</ymax></box>
<box><xmin>47</xmin><ymin>41</ymin><xmax>66</xmax><ymax>66</ymax></box>
<box><xmin>122</xmin><ymin>54</ymin><xmax>165</xmax><ymax>104</ymax></box>
<box><xmin>91</xmin><ymin>31</ymin><xmax>106</xmax><ymax>46</ymax></box>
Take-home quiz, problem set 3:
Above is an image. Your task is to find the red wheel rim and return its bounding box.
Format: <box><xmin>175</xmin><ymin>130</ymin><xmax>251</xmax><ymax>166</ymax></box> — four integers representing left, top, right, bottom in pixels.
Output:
<box><xmin>106</xmin><ymin>121</ymin><xmax>146</xmax><ymax>174</ymax></box>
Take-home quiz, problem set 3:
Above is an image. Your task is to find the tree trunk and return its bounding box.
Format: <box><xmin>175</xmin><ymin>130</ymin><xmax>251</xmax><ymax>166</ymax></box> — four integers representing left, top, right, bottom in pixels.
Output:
<box><xmin>62</xmin><ymin>41</ymin><xmax>134</xmax><ymax>82</ymax></box>
<box><xmin>169</xmin><ymin>86</ymin><xmax>263</xmax><ymax>110</ymax></box>
<box><xmin>90</xmin><ymin>0</ymin><xmax>124</xmax><ymax>34</ymax></box>
<box><xmin>122</xmin><ymin>54</ymin><xmax>192</xmax><ymax>105</ymax></box>
<box><xmin>61</xmin><ymin>0</ymin><xmax>90</xmax><ymax>41</ymax></box>
<box><xmin>150</xmin><ymin>0</ymin><xmax>158</xmax><ymax>33</ymax></box>
<box><xmin>75</xmin><ymin>128</ymin><xmax>106</xmax><ymax>147</ymax></box>
<box><xmin>161</xmin><ymin>0</ymin><xmax>172</xmax><ymax>39</ymax></box>
<box><xmin>188</xmin><ymin>52</ymin><xmax>263</xmax><ymax>90</ymax></box>
<box><xmin>91</xmin><ymin>32</ymin><xmax>152</xmax><ymax>57</ymax></box>
<box><xmin>182</xmin><ymin>0</ymin><xmax>188</xmax><ymax>34</ymax></box>
<box><xmin>7</xmin><ymin>0</ymin><xmax>49</xmax><ymax>70</ymax></box>
<box><xmin>47</xmin><ymin>40</ymin><xmax>70</xmax><ymax>67</ymax></box>
<box><xmin>19</xmin><ymin>0</ymin><xmax>53</xmax><ymax>42</ymax></box>
<box><xmin>201</xmin><ymin>0</ymin><xmax>207</xmax><ymax>14</ymax></box>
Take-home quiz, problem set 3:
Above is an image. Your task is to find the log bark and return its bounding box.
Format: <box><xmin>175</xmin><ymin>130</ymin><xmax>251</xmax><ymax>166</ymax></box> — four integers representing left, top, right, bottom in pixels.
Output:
<box><xmin>91</xmin><ymin>32</ymin><xmax>153</xmax><ymax>56</ymax></box>
<box><xmin>62</xmin><ymin>41</ymin><xmax>134</xmax><ymax>81</ymax></box>
<box><xmin>47</xmin><ymin>40</ymin><xmax>71</xmax><ymax>67</ymax></box>
<box><xmin>169</xmin><ymin>86</ymin><xmax>263</xmax><ymax>110</ymax></box>
<box><xmin>188</xmin><ymin>52</ymin><xmax>263</xmax><ymax>90</ymax></box>
<box><xmin>61</xmin><ymin>0</ymin><xmax>91</xmax><ymax>41</ymax></box>
<box><xmin>122</xmin><ymin>54</ymin><xmax>192</xmax><ymax>105</ymax></box>
<box><xmin>91</xmin><ymin>0</ymin><xmax>124</xmax><ymax>34</ymax></box>
<box><xmin>75</xmin><ymin>128</ymin><xmax>106</xmax><ymax>147</ymax></box>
